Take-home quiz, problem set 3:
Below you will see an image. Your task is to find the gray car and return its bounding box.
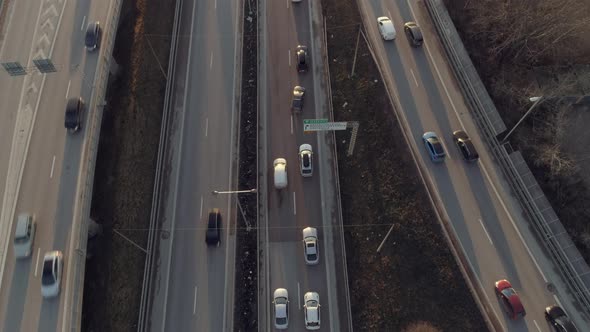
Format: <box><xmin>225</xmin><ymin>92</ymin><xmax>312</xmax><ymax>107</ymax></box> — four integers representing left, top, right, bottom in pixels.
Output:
<box><xmin>13</xmin><ymin>213</ymin><xmax>35</xmax><ymax>259</ymax></box>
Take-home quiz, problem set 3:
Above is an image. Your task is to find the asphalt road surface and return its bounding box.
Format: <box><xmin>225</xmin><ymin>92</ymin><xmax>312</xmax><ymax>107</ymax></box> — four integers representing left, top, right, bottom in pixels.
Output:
<box><xmin>0</xmin><ymin>0</ymin><xmax>110</xmax><ymax>331</ymax></box>
<box><xmin>146</xmin><ymin>0</ymin><xmax>241</xmax><ymax>331</ymax></box>
<box><xmin>260</xmin><ymin>0</ymin><xmax>348</xmax><ymax>330</ymax></box>
<box><xmin>360</xmin><ymin>0</ymin><xmax>590</xmax><ymax>330</ymax></box>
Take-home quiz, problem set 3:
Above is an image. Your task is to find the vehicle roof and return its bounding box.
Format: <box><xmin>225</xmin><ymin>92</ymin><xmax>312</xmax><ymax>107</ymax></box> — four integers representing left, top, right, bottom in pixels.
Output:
<box><xmin>299</xmin><ymin>144</ymin><xmax>312</xmax><ymax>153</ymax></box>
<box><xmin>15</xmin><ymin>214</ymin><xmax>30</xmax><ymax>237</ymax></box>
<box><xmin>302</xmin><ymin>227</ymin><xmax>317</xmax><ymax>238</ymax></box>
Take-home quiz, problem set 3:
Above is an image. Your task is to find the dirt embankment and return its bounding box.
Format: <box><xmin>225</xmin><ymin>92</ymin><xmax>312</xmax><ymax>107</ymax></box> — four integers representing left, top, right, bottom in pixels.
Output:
<box><xmin>321</xmin><ymin>0</ymin><xmax>488</xmax><ymax>331</ymax></box>
<box><xmin>82</xmin><ymin>0</ymin><xmax>175</xmax><ymax>331</ymax></box>
<box><xmin>443</xmin><ymin>0</ymin><xmax>590</xmax><ymax>262</ymax></box>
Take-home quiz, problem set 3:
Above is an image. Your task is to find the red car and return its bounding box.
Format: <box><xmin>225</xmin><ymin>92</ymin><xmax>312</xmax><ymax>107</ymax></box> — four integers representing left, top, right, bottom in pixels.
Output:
<box><xmin>495</xmin><ymin>279</ymin><xmax>526</xmax><ymax>320</ymax></box>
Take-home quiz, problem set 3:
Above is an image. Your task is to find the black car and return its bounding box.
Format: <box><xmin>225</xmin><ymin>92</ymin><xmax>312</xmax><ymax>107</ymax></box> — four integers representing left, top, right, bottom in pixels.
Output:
<box><xmin>404</xmin><ymin>22</ymin><xmax>423</xmax><ymax>47</ymax></box>
<box><xmin>545</xmin><ymin>305</ymin><xmax>578</xmax><ymax>332</ymax></box>
<box><xmin>205</xmin><ymin>208</ymin><xmax>221</xmax><ymax>246</ymax></box>
<box><xmin>292</xmin><ymin>86</ymin><xmax>305</xmax><ymax>113</ymax></box>
<box><xmin>296</xmin><ymin>45</ymin><xmax>308</xmax><ymax>73</ymax></box>
<box><xmin>85</xmin><ymin>21</ymin><xmax>101</xmax><ymax>51</ymax></box>
<box><xmin>64</xmin><ymin>97</ymin><xmax>84</xmax><ymax>133</ymax></box>
<box><xmin>452</xmin><ymin>130</ymin><xmax>479</xmax><ymax>162</ymax></box>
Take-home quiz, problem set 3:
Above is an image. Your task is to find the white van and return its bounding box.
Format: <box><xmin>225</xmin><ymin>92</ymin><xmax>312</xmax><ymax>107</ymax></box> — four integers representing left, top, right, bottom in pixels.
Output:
<box><xmin>274</xmin><ymin>158</ymin><xmax>288</xmax><ymax>189</ymax></box>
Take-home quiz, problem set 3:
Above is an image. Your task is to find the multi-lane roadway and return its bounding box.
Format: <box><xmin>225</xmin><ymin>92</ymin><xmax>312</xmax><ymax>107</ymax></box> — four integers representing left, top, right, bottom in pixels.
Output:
<box><xmin>359</xmin><ymin>0</ymin><xmax>589</xmax><ymax>330</ymax></box>
<box><xmin>0</xmin><ymin>0</ymin><xmax>110</xmax><ymax>331</ymax></box>
<box><xmin>145</xmin><ymin>0</ymin><xmax>241</xmax><ymax>331</ymax></box>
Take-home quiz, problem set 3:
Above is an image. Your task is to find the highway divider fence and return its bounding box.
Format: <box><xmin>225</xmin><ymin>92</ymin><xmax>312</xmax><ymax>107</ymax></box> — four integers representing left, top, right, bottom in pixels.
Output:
<box><xmin>424</xmin><ymin>0</ymin><xmax>590</xmax><ymax>314</ymax></box>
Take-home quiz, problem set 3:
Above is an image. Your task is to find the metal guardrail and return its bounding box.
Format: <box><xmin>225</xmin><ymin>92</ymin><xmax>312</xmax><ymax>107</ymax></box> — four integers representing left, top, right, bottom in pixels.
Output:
<box><xmin>424</xmin><ymin>0</ymin><xmax>590</xmax><ymax>313</ymax></box>
<box><xmin>65</xmin><ymin>0</ymin><xmax>123</xmax><ymax>330</ymax></box>
<box><xmin>136</xmin><ymin>0</ymin><xmax>184</xmax><ymax>330</ymax></box>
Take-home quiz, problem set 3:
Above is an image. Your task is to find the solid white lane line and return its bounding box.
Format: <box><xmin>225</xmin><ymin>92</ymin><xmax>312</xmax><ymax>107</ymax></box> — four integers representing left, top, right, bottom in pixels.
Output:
<box><xmin>533</xmin><ymin>320</ymin><xmax>542</xmax><ymax>331</ymax></box>
<box><xmin>210</xmin><ymin>52</ymin><xmax>213</xmax><ymax>69</ymax></box>
<box><xmin>34</xmin><ymin>247</ymin><xmax>41</xmax><ymax>277</ymax></box>
<box><xmin>193</xmin><ymin>286</ymin><xmax>198</xmax><ymax>315</ymax></box>
<box><xmin>293</xmin><ymin>192</ymin><xmax>296</xmax><ymax>215</ymax></box>
<box><xmin>479</xmin><ymin>164</ymin><xmax>548</xmax><ymax>282</ymax></box>
<box><xmin>49</xmin><ymin>155</ymin><xmax>56</xmax><ymax>178</ymax></box>
<box><xmin>297</xmin><ymin>282</ymin><xmax>301</xmax><ymax>309</ymax></box>
<box><xmin>205</xmin><ymin>118</ymin><xmax>209</xmax><ymax>137</ymax></box>
<box><xmin>288</xmin><ymin>49</ymin><xmax>291</xmax><ymax>67</ymax></box>
<box><xmin>65</xmin><ymin>80</ymin><xmax>71</xmax><ymax>99</ymax></box>
<box><xmin>478</xmin><ymin>219</ymin><xmax>493</xmax><ymax>245</ymax></box>
<box><xmin>410</xmin><ymin>69</ymin><xmax>419</xmax><ymax>87</ymax></box>
<box><xmin>200</xmin><ymin>196</ymin><xmax>204</xmax><ymax>218</ymax></box>
<box><xmin>290</xmin><ymin>114</ymin><xmax>294</xmax><ymax>134</ymax></box>
<box><xmin>80</xmin><ymin>16</ymin><xmax>86</xmax><ymax>31</ymax></box>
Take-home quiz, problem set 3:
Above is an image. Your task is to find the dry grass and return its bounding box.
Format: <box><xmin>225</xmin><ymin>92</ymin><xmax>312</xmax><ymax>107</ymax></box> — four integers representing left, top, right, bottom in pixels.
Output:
<box><xmin>322</xmin><ymin>0</ymin><xmax>488</xmax><ymax>330</ymax></box>
<box><xmin>82</xmin><ymin>0</ymin><xmax>175</xmax><ymax>331</ymax></box>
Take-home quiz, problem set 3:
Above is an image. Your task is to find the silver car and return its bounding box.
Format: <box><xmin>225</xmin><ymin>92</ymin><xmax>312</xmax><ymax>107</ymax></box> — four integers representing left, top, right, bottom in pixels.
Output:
<box><xmin>13</xmin><ymin>213</ymin><xmax>35</xmax><ymax>259</ymax></box>
<box><xmin>273</xmin><ymin>288</ymin><xmax>289</xmax><ymax>329</ymax></box>
<box><xmin>299</xmin><ymin>144</ymin><xmax>313</xmax><ymax>177</ymax></box>
<box><xmin>302</xmin><ymin>227</ymin><xmax>319</xmax><ymax>265</ymax></box>
<box><xmin>41</xmin><ymin>251</ymin><xmax>63</xmax><ymax>298</ymax></box>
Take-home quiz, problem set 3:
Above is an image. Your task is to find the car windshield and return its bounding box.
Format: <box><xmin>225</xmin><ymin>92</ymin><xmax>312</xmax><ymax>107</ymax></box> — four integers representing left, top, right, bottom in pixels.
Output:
<box><xmin>41</xmin><ymin>260</ymin><xmax>55</xmax><ymax>285</ymax></box>
<box><xmin>432</xmin><ymin>142</ymin><xmax>444</xmax><ymax>154</ymax></box>
<box><xmin>275</xmin><ymin>297</ymin><xmax>287</xmax><ymax>305</ymax></box>
<box><xmin>276</xmin><ymin>317</ymin><xmax>287</xmax><ymax>324</ymax></box>
<box><xmin>501</xmin><ymin>288</ymin><xmax>516</xmax><ymax>298</ymax></box>
<box><xmin>303</xmin><ymin>154</ymin><xmax>310</xmax><ymax>167</ymax></box>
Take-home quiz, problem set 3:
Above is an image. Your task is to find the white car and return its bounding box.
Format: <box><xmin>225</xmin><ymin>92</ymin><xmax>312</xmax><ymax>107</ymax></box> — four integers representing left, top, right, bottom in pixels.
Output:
<box><xmin>304</xmin><ymin>292</ymin><xmax>321</xmax><ymax>330</ymax></box>
<box><xmin>41</xmin><ymin>250</ymin><xmax>63</xmax><ymax>298</ymax></box>
<box><xmin>377</xmin><ymin>16</ymin><xmax>396</xmax><ymax>40</ymax></box>
<box><xmin>273</xmin><ymin>288</ymin><xmax>289</xmax><ymax>329</ymax></box>
<box><xmin>299</xmin><ymin>144</ymin><xmax>313</xmax><ymax>177</ymax></box>
<box><xmin>302</xmin><ymin>227</ymin><xmax>319</xmax><ymax>265</ymax></box>
<box><xmin>273</xmin><ymin>158</ymin><xmax>288</xmax><ymax>189</ymax></box>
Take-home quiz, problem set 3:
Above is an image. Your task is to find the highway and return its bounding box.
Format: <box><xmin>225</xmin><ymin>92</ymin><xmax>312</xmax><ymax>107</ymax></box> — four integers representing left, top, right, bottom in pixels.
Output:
<box><xmin>0</xmin><ymin>0</ymin><xmax>110</xmax><ymax>331</ymax></box>
<box><xmin>145</xmin><ymin>0</ymin><xmax>241</xmax><ymax>331</ymax></box>
<box><xmin>359</xmin><ymin>0</ymin><xmax>589</xmax><ymax>330</ymax></box>
<box><xmin>259</xmin><ymin>0</ymin><xmax>351</xmax><ymax>331</ymax></box>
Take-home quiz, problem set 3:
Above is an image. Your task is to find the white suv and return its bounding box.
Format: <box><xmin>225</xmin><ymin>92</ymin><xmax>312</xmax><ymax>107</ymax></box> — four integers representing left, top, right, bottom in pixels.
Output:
<box><xmin>299</xmin><ymin>144</ymin><xmax>313</xmax><ymax>177</ymax></box>
<box><xmin>304</xmin><ymin>292</ymin><xmax>321</xmax><ymax>330</ymax></box>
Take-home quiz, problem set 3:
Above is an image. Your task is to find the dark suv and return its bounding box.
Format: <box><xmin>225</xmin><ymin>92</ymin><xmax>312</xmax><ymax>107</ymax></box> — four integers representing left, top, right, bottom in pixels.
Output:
<box><xmin>205</xmin><ymin>208</ymin><xmax>221</xmax><ymax>246</ymax></box>
<box><xmin>545</xmin><ymin>305</ymin><xmax>578</xmax><ymax>332</ymax></box>
<box><xmin>292</xmin><ymin>86</ymin><xmax>305</xmax><ymax>113</ymax></box>
<box><xmin>296</xmin><ymin>45</ymin><xmax>308</xmax><ymax>73</ymax></box>
<box><xmin>452</xmin><ymin>130</ymin><xmax>479</xmax><ymax>162</ymax></box>
<box><xmin>85</xmin><ymin>21</ymin><xmax>101</xmax><ymax>51</ymax></box>
<box><xmin>64</xmin><ymin>97</ymin><xmax>84</xmax><ymax>133</ymax></box>
<box><xmin>404</xmin><ymin>22</ymin><xmax>423</xmax><ymax>47</ymax></box>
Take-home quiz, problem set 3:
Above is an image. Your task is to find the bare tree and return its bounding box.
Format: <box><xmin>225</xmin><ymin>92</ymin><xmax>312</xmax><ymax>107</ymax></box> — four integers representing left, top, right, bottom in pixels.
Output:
<box><xmin>465</xmin><ymin>0</ymin><xmax>590</xmax><ymax>64</ymax></box>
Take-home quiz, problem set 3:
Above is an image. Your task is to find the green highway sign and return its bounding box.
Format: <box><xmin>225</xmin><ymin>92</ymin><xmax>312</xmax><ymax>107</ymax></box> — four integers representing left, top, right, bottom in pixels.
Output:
<box><xmin>303</xmin><ymin>120</ymin><xmax>348</xmax><ymax>132</ymax></box>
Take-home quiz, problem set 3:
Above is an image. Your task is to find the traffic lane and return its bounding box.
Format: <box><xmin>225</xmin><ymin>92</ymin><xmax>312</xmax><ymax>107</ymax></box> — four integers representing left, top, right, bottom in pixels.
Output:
<box><xmin>388</xmin><ymin>46</ymin><xmax>555</xmax><ymax>331</ymax></box>
<box><xmin>164</xmin><ymin>225</ymin><xmax>228</xmax><ymax>332</ymax></box>
<box><xmin>163</xmin><ymin>1</ymin><xmax>238</xmax><ymax>329</ymax></box>
<box><xmin>268</xmin><ymin>239</ymin><xmax>328</xmax><ymax>331</ymax></box>
<box><xmin>1</xmin><ymin>258</ymin><xmax>34</xmax><ymax>332</ymax></box>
